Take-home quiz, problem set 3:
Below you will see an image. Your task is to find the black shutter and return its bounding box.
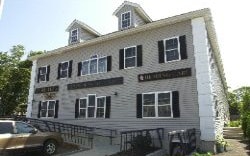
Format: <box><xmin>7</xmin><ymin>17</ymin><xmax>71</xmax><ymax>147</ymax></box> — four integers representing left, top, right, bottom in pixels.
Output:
<box><xmin>77</xmin><ymin>62</ymin><xmax>82</xmax><ymax>76</ymax></box>
<box><xmin>37</xmin><ymin>101</ymin><xmax>41</xmax><ymax>118</ymax></box>
<box><xmin>137</xmin><ymin>45</ymin><xmax>142</xmax><ymax>67</ymax></box>
<box><xmin>179</xmin><ymin>35</ymin><xmax>187</xmax><ymax>60</ymax></box>
<box><xmin>54</xmin><ymin>100</ymin><xmax>59</xmax><ymax>118</ymax></box>
<box><xmin>46</xmin><ymin>65</ymin><xmax>50</xmax><ymax>81</ymax></box>
<box><xmin>136</xmin><ymin>94</ymin><xmax>142</xmax><ymax>118</ymax></box>
<box><xmin>37</xmin><ymin>68</ymin><xmax>41</xmax><ymax>83</ymax></box>
<box><xmin>105</xmin><ymin>96</ymin><xmax>111</xmax><ymax>118</ymax></box>
<box><xmin>57</xmin><ymin>63</ymin><xmax>61</xmax><ymax>79</ymax></box>
<box><xmin>69</xmin><ymin>60</ymin><xmax>73</xmax><ymax>78</ymax></box>
<box><xmin>172</xmin><ymin>91</ymin><xmax>180</xmax><ymax>118</ymax></box>
<box><xmin>158</xmin><ymin>40</ymin><xmax>165</xmax><ymax>63</ymax></box>
<box><xmin>119</xmin><ymin>49</ymin><xmax>124</xmax><ymax>69</ymax></box>
<box><xmin>107</xmin><ymin>56</ymin><xmax>112</xmax><ymax>72</ymax></box>
<box><xmin>75</xmin><ymin>99</ymin><xmax>79</xmax><ymax>118</ymax></box>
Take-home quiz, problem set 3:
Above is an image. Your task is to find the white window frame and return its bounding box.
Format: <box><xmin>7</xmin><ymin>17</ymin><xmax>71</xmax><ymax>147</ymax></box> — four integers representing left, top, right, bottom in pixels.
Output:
<box><xmin>121</xmin><ymin>11</ymin><xmax>131</xmax><ymax>29</ymax></box>
<box><xmin>96</xmin><ymin>96</ymin><xmax>106</xmax><ymax>118</ymax></box>
<box><xmin>70</xmin><ymin>28</ymin><xmax>78</xmax><ymax>43</ymax></box>
<box><xmin>98</xmin><ymin>56</ymin><xmax>108</xmax><ymax>74</ymax></box>
<box><xmin>39</xmin><ymin>66</ymin><xmax>47</xmax><ymax>82</ymax></box>
<box><xmin>87</xmin><ymin>94</ymin><xmax>96</xmax><ymax>118</ymax></box>
<box><xmin>142</xmin><ymin>91</ymin><xmax>173</xmax><ymax>119</ymax></box>
<box><xmin>80</xmin><ymin>55</ymin><xmax>107</xmax><ymax>76</ymax></box>
<box><xmin>79</xmin><ymin>98</ymin><xmax>87</xmax><ymax>118</ymax></box>
<box><xmin>40</xmin><ymin>100</ymin><xmax>56</xmax><ymax>118</ymax></box>
<box><xmin>124</xmin><ymin>46</ymin><xmax>137</xmax><ymax>69</ymax></box>
<box><xmin>78</xmin><ymin>95</ymin><xmax>107</xmax><ymax>119</ymax></box>
<box><xmin>164</xmin><ymin>36</ymin><xmax>181</xmax><ymax>63</ymax></box>
<box><xmin>60</xmin><ymin>61</ymin><xmax>69</xmax><ymax>79</ymax></box>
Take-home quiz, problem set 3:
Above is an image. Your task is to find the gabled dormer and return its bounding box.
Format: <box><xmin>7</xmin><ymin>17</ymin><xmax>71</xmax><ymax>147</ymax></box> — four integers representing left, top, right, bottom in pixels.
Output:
<box><xmin>113</xmin><ymin>1</ymin><xmax>152</xmax><ymax>31</ymax></box>
<box><xmin>66</xmin><ymin>19</ymin><xmax>101</xmax><ymax>45</ymax></box>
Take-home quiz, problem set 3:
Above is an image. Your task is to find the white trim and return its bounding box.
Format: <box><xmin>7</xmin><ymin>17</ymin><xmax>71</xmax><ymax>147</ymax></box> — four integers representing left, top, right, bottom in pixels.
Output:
<box><xmin>142</xmin><ymin>91</ymin><xmax>173</xmax><ymax>118</ymax></box>
<box><xmin>80</xmin><ymin>55</ymin><xmax>107</xmax><ymax>76</ymax></box>
<box><xmin>96</xmin><ymin>96</ymin><xmax>106</xmax><ymax>118</ymax></box>
<box><xmin>70</xmin><ymin>28</ymin><xmax>78</xmax><ymax>44</ymax></box>
<box><xmin>38</xmin><ymin>66</ymin><xmax>48</xmax><ymax>82</ymax></box>
<box><xmin>40</xmin><ymin>100</ymin><xmax>56</xmax><ymax>118</ymax></box>
<box><xmin>192</xmin><ymin>17</ymin><xmax>215</xmax><ymax>141</ymax></box>
<box><xmin>87</xmin><ymin>94</ymin><xmax>96</xmax><ymax>118</ymax></box>
<box><xmin>26</xmin><ymin>60</ymin><xmax>37</xmax><ymax>117</ymax></box>
<box><xmin>66</xmin><ymin>19</ymin><xmax>101</xmax><ymax>36</ymax></box>
<box><xmin>59</xmin><ymin>61</ymin><xmax>69</xmax><ymax>79</ymax></box>
<box><xmin>121</xmin><ymin>11</ymin><xmax>131</xmax><ymax>29</ymax></box>
<box><xmin>79</xmin><ymin>98</ymin><xmax>87</xmax><ymax>118</ymax></box>
<box><xmin>0</xmin><ymin>0</ymin><xmax>4</xmax><ymax>19</ymax></box>
<box><xmin>163</xmin><ymin>36</ymin><xmax>181</xmax><ymax>63</ymax></box>
<box><xmin>124</xmin><ymin>46</ymin><xmax>137</xmax><ymax>69</ymax></box>
<box><xmin>113</xmin><ymin>1</ymin><xmax>152</xmax><ymax>22</ymax></box>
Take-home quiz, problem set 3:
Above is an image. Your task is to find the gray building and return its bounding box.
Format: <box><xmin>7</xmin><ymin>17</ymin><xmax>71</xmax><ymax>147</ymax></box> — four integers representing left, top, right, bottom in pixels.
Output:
<box><xmin>27</xmin><ymin>1</ymin><xmax>229</xmax><ymax>153</ymax></box>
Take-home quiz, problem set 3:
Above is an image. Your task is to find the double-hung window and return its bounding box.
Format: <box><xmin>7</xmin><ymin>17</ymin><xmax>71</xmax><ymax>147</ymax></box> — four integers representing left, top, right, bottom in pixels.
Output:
<box><xmin>164</xmin><ymin>37</ymin><xmax>180</xmax><ymax>62</ymax></box>
<box><xmin>39</xmin><ymin>66</ymin><xmax>47</xmax><ymax>82</ymax></box>
<box><xmin>88</xmin><ymin>95</ymin><xmax>96</xmax><ymax>118</ymax></box>
<box><xmin>124</xmin><ymin>46</ymin><xmax>136</xmax><ymax>68</ymax></box>
<box><xmin>79</xmin><ymin>98</ymin><xmax>87</xmax><ymax>118</ymax></box>
<box><xmin>71</xmin><ymin>29</ymin><xmax>78</xmax><ymax>43</ymax></box>
<box><xmin>89</xmin><ymin>55</ymin><xmax>98</xmax><ymax>74</ymax></box>
<box><xmin>143</xmin><ymin>92</ymin><xmax>172</xmax><ymax>118</ymax></box>
<box><xmin>37</xmin><ymin>66</ymin><xmax>50</xmax><ymax>83</ymax></box>
<box><xmin>60</xmin><ymin>61</ymin><xmax>69</xmax><ymax>78</ymax></box>
<box><xmin>121</xmin><ymin>11</ymin><xmax>131</xmax><ymax>29</ymax></box>
<box><xmin>40</xmin><ymin>101</ymin><xmax>56</xmax><ymax>118</ymax></box>
<box><xmin>96</xmin><ymin>97</ymin><xmax>106</xmax><ymax>118</ymax></box>
<box><xmin>76</xmin><ymin>95</ymin><xmax>110</xmax><ymax>119</ymax></box>
<box><xmin>80</xmin><ymin>55</ymin><xmax>108</xmax><ymax>76</ymax></box>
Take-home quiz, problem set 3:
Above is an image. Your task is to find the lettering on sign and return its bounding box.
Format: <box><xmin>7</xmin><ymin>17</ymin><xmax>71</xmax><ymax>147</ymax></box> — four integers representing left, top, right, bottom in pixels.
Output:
<box><xmin>35</xmin><ymin>86</ymin><xmax>59</xmax><ymax>94</ymax></box>
<box><xmin>138</xmin><ymin>68</ymin><xmax>192</xmax><ymax>82</ymax></box>
<box><xmin>67</xmin><ymin>77</ymin><xmax>124</xmax><ymax>90</ymax></box>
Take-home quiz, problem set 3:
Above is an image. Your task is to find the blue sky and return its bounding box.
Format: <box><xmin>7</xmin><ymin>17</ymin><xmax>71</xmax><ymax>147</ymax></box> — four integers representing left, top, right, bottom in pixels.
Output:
<box><xmin>0</xmin><ymin>0</ymin><xmax>250</xmax><ymax>89</ymax></box>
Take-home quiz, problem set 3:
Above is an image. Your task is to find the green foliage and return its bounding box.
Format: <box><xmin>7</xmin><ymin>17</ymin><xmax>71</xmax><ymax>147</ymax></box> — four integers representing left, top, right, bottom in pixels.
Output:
<box><xmin>228</xmin><ymin>120</ymin><xmax>241</xmax><ymax>127</ymax></box>
<box><xmin>228</xmin><ymin>91</ymin><xmax>240</xmax><ymax>115</ymax></box>
<box><xmin>0</xmin><ymin>45</ymin><xmax>43</xmax><ymax>116</ymax></box>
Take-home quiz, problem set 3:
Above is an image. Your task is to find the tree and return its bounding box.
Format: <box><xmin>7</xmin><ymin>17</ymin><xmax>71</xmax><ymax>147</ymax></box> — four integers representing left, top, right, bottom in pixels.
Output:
<box><xmin>0</xmin><ymin>45</ymin><xmax>43</xmax><ymax>116</ymax></box>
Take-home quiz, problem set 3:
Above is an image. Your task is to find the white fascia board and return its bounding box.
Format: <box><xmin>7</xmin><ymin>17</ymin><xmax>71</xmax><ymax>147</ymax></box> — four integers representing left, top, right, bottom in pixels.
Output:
<box><xmin>192</xmin><ymin>17</ymin><xmax>216</xmax><ymax>141</ymax></box>
<box><xmin>26</xmin><ymin>60</ymin><xmax>37</xmax><ymax>117</ymax></box>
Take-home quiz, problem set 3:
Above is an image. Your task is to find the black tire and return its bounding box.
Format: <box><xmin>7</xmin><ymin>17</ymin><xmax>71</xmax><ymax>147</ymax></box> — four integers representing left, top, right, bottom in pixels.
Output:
<box><xmin>43</xmin><ymin>140</ymin><xmax>58</xmax><ymax>156</ymax></box>
<box><xmin>172</xmin><ymin>145</ymin><xmax>184</xmax><ymax>156</ymax></box>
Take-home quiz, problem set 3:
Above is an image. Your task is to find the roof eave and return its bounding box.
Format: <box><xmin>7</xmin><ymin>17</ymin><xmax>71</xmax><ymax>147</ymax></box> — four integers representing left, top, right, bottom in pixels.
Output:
<box><xmin>29</xmin><ymin>8</ymin><xmax>211</xmax><ymax>61</ymax></box>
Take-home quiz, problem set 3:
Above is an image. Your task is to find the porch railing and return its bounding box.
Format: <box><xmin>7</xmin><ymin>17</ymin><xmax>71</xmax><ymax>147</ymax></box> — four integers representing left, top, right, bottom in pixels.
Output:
<box><xmin>15</xmin><ymin>117</ymin><xmax>117</xmax><ymax>149</ymax></box>
<box><xmin>120</xmin><ymin>128</ymin><xmax>164</xmax><ymax>152</ymax></box>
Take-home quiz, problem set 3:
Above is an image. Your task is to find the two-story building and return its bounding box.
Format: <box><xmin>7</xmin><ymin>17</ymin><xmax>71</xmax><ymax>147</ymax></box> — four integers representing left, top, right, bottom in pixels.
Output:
<box><xmin>27</xmin><ymin>1</ymin><xmax>229</xmax><ymax>153</ymax></box>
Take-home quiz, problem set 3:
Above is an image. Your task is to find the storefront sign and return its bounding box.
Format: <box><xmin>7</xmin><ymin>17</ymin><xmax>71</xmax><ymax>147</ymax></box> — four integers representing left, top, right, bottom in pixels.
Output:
<box><xmin>67</xmin><ymin>77</ymin><xmax>124</xmax><ymax>90</ymax></box>
<box><xmin>138</xmin><ymin>68</ymin><xmax>191</xmax><ymax>82</ymax></box>
<box><xmin>35</xmin><ymin>86</ymin><xmax>59</xmax><ymax>94</ymax></box>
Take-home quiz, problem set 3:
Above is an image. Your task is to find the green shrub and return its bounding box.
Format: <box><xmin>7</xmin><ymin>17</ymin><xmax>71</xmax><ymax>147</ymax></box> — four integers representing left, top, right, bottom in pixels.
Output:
<box><xmin>241</xmin><ymin>112</ymin><xmax>250</xmax><ymax>138</ymax></box>
<box><xmin>228</xmin><ymin>120</ymin><xmax>241</xmax><ymax>127</ymax></box>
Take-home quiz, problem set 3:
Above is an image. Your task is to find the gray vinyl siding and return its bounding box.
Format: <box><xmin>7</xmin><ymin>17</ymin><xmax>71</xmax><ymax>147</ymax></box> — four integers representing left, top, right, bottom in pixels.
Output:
<box><xmin>68</xmin><ymin>23</ymin><xmax>97</xmax><ymax>45</ymax></box>
<box><xmin>33</xmin><ymin>20</ymin><xmax>200</xmax><ymax>132</ymax></box>
<box><xmin>134</xmin><ymin>10</ymin><xmax>146</xmax><ymax>26</ymax></box>
<box><xmin>115</xmin><ymin>5</ymin><xmax>147</xmax><ymax>30</ymax></box>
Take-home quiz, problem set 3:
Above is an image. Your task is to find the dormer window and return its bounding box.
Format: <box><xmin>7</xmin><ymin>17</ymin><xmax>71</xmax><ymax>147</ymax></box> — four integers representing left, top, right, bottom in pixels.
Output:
<box><xmin>121</xmin><ymin>11</ymin><xmax>131</xmax><ymax>29</ymax></box>
<box><xmin>71</xmin><ymin>29</ymin><xmax>78</xmax><ymax>43</ymax></box>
